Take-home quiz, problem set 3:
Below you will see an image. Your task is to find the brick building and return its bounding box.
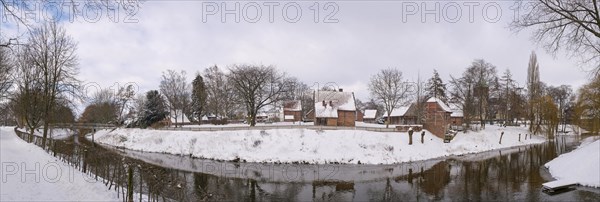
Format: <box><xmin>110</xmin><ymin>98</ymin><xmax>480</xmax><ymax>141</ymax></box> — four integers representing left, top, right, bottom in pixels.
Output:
<box><xmin>423</xmin><ymin>97</ymin><xmax>453</xmax><ymax>138</ymax></box>
<box><xmin>283</xmin><ymin>100</ymin><xmax>302</xmax><ymax>122</ymax></box>
<box><xmin>314</xmin><ymin>89</ymin><xmax>356</xmax><ymax>127</ymax></box>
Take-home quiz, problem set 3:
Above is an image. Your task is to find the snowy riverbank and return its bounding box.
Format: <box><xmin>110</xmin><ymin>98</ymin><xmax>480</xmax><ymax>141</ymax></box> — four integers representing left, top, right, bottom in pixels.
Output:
<box><xmin>17</xmin><ymin>127</ymin><xmax>75</xmax><ymax>139</ymax></box>
<box><xmin>92</xmin><ymin>125</ymin><xmax>545</xmax><ymax>164</ymax></box>
<box><xmin>0</xmin><ymin>127</ymin><xmax>118</xmax><ymax>201</ymax></box>
<box><xmin>545</xmin><ymin>137</ymin><xmax>600</xmax><ymax>188</ymax></box>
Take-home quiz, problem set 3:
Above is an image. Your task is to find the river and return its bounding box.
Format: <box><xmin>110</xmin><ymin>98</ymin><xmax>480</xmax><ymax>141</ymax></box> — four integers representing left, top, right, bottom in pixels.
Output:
<box><xmin>14</xmin><ymin>130</ymin><xmax>600</xmax><ymax>201</ymax></box>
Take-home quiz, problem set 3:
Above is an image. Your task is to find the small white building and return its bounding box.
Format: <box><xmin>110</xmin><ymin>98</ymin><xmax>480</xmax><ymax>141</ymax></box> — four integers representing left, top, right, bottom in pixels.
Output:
<box><xmin>363</xmin><ymin>109</ymin><xmax>377</xmax><ymax>122</ymax></box>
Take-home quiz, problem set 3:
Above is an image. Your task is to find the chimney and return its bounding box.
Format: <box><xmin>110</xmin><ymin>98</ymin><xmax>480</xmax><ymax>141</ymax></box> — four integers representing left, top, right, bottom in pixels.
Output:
<box><xmin>329</xmin><ymin>100</ymin><xmax>333</xmax><ymax>107</ymax></box>
<box><xmin>338</xmin><ymin>88</ymin><xmax>343</xmax><ymax>92</ymax></box>
<box><xmin>322</xmin><ymin>100</ymin><xmax>326</xmax><ymax>107</ymax></box>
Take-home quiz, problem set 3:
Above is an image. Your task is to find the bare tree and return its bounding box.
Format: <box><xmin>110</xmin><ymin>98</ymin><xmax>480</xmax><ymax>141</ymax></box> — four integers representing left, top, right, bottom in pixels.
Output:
<box><xmin>80</xmin><ymin>88</ymin><xmax>119</xmax><ymax>124</ymax></box>
<box><xmin>368</xmin><ymin>68</ymin><xmax>413</xmax><ymax>128</ymax></box>
<box><xmin>1</xmin><ymin>0</ymin><xmax>141</xmax><ymax>48</ymax></box>
<box><xmin>449</xmin><ymin>74</ymin><xmax>475</xmax><ymax>131</ymax></box>
<box><xmin>547</xmin><ymin>85</ymin><xmax>573</xmax><ymax>132</ymax></box>
<box><xmin>450</xmin><ymin>59</ymin><xmax>498</xmax><ymax>130</ymax></box>
<box><xmin>12</xmin><ymin>47</ymin><xmax>44</xmax><ymax>135</ymax></box>
<box><xmin>471</xmin><ymin>60</ymin><xmax>497</xmax><ymax>129</ymax></box>
<box><xmin>228</xmin><ymin>64</ymin><xmax>289</xmax><ymax>126</ymax></box>
<box><xmin>159</xmin><ymin>70</ymin><xmax>188</xmax><ymax>127</ymax></box>
<box><xmin>511</xmin><ymin>0</ymin><xmax>600</xmax><ymax>75</ymax></box>
<box><xmin>0</xmin><ymin>47</ymin><xmax>12</xmax><ymax>99</ymax></box>
<box><xmin>130</xmin><ymin>93</ymin><xmax>146</xmax><ymax>127</ymax></box>
<box><xmin>90</xmin><ymin>88</ymin><xmax>115</xmax><ymax>105</ymax></box>
<box><xmin>281</xmin><ymin>77</ymin><xmax>313</xmax><ymax>119</ymax></box>
<box><xmin>115</xmin><ymin>84</ymin><xmax>136</xmax><ymax>124</ymax></box>
<box><xmin>204</xmin><ymin>65</ymin><xmax>239</xmax><ymax>119</ymax></box>
<box><xmin>21</xmin><ymin>22</ymin><xmax>80</xmax><ymax>146</ymax></box>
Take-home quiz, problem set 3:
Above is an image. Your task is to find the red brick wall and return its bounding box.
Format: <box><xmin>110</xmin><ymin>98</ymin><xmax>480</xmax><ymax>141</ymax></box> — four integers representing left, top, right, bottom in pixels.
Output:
<box><xmin>327</xmin><ymin>118</ymin><xmax>338</xmax><ymax>126</ymax></box>
<box><xmin>423</xmin><ymin>102</ymin><xmax>451</xmax><ymax>138</ymax></box>
<box><xmin>284</xmin><ymin>111</ymin><xmax>302</xmax><ymax>122</ymax></box>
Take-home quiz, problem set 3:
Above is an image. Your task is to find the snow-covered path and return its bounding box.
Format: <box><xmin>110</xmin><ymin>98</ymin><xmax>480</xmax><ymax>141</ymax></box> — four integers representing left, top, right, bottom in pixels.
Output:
<box><xmin>93</xmin><ymin>125</ymin><xmax>546</xmax><ymax>164</ymax></box>
<box><xmin>545</xmin><ymin>137</ymin><xmax>600</xmax><ymax>188</ymax></box>
<box><xmin>0</xmin><ymin>127</ymin><xmax>119</xmax><ymax>201</ymax></box>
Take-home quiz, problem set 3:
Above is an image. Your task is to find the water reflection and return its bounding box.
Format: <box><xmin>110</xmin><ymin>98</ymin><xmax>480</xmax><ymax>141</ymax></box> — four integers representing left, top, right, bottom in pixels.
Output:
<box><xmin>13</xmin><ymin>129</ymin><xmax>600</xmax><ymax>201</ymax></box>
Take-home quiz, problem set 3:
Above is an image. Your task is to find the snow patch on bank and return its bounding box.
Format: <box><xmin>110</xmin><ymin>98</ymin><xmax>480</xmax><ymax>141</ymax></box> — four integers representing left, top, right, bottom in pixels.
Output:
<box><xmin>92</xmin><ymin>125</ymin><xmax>545</xmax><ymax>165</ymax></box>
<box><xmin>545</xmin><ymin>138</ymin><xmax>600</xmax><ymax>188</ymax></box>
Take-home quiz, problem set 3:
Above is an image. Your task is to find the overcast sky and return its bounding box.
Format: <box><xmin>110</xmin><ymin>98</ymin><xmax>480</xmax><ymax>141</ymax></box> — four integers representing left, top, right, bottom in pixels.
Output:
<box><xmin>2</xmin><ymin>1</ymin><xmax>592</xmax><ymax>104</ymax></box>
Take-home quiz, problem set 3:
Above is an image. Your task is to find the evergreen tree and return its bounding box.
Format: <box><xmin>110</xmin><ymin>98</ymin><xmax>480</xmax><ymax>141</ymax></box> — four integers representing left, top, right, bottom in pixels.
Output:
<box><xmin>142</xmin><ymin>90</ymin><xmax>168</xmax><ymax>127</ymax></box>
<box><xmin>191</xmin><ymin>74</ymin><xmax>208</xmax><ymax>123</ymax></box>
<box><xmin>425</xmin><ymin>69</ymin><xmax>448</xmax><ymax>103</ymax></box>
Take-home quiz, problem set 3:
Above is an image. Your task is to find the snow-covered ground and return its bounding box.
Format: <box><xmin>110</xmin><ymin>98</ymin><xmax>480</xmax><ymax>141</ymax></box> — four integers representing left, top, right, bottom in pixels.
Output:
<box><xmin>355</xmin><ymin>122</ymin><xmax>402</xmax><ymax>128</ymax></box>
<box><xmin>545</xmin><ymin>137</ymin><xmax>600</xmax><ymax>188</ymax></box>
<box><xmin>20</xmin><ymin>127</ymin><xmax>76</xmax><ymax>139</ymax></box>
<box><xmin>92</xmin><ymin>125</ymin><xmax>545</xmax><ymax>164</ymax></box>
<box><xmin>0</xmin><ymin>127</ymin><xmax>118</xmax><ymax>201</ymax></box>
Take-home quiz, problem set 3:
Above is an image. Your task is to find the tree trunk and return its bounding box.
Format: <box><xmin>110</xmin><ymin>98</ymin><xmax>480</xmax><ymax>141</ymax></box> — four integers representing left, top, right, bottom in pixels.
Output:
<box><xmin>385</xmin><ymin>112</ymin><xmax>390</xmax><ymax>129</ymax></box>
<box><xmin>421</xmin><ymin>131</ymin><xmax>425</xmax><ymax>144</ymax></box>
<box><xmin>28</xmin><ymin>129</ymin><xmax>34</xmax><ymax>142</ymax></box>
<box><xmin>127</xmin><ymin>166</ymin><xmax>134</xmax><ymax>202</ymax></box>
<box><xmin>42</xmin><ymin>122</ymin><xmax>49</xmax><ymax>148</ymax></box>
<box><xmin>499</xmin><ymin>131</ymin><xmax>504</xmax><ymax>144</ymax></box>
<box><xmin>249</xmin><ymin>110</ymin><xmax>257</xmax><ymax>126</ymax></box>
<box><xmin>174</xmin><ymin>111</ymin><xmax>178</xmax><ymax>128</ymax></box>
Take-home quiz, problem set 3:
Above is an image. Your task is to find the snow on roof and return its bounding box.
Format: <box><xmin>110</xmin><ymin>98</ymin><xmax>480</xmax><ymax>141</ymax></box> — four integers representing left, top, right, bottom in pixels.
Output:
<box><xmin>314</xmin><ymin>90</ymin><xmax>356</xmax><ymax>118</ymax></box>
<box><xmin>363</xmin><ymin>110</ymin><xmax>377</xmax><ymax>119</ymax></box>
<box><xmin>448</xmin><ymin>103</ymin><xmax>463</xmax><ymax>117</ymax></box>
<box><xmin>283</xmin><ymin>100</ymin><xmax>302</xmax><ymax>111</ymax></box>
<box><xmin>170</xmin><ymin>110</ymin><xmax>190</xmax><ymax>123</ymax></box>
<box><xmin>382</xmin><ymin>106</ymin><xmax>410</xmax><ymax>117</ymax></box>
<box><xmin>426</xmin><ymin>97</ymin><xmax>452</xmax><ymax>112</ymax></box>
<box><xmin>451</xmin><ymin>110</ymin><xmax>463</xmax><ymax>117</ymax></box>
